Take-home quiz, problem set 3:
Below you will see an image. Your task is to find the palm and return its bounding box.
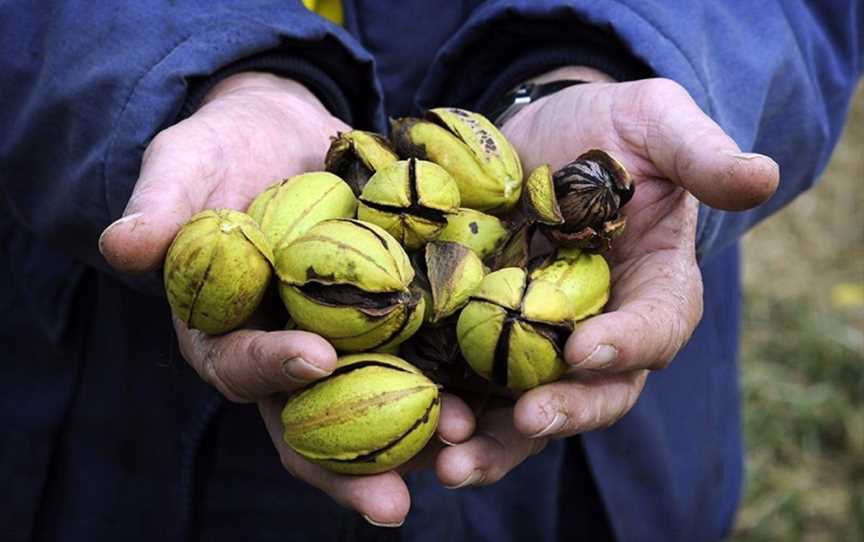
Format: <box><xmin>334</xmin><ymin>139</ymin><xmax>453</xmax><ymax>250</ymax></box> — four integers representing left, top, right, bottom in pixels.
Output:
<box><xmin>434</xmin><ymin>78</ymin><xmax>777</xmax><ymax>489</ymax></box>
<box><xmin>142</xmin><ymin>86</ymin><xmax>348</xmax><ymax>218</ymax></box>
<box><xmin>505</xmin><ymin>80</ymin><xmax>704</xmax><ymax>372</ymax></box>
<box><xmin>102</xmin><ymin>74</ymin><xmax>776</xmax><ymax>514</ymax></box>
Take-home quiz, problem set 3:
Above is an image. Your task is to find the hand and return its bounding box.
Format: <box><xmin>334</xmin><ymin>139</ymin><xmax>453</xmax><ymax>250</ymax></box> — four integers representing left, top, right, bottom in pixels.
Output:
<box><xmin>98</xmin><ymin>72</ymin><xmax>475</xmax><ymax>526</ymax></box>
<box><xmin>435</xmin><ymin>69</ymin><xmax>779</xmax><ymax>489</ymax></box>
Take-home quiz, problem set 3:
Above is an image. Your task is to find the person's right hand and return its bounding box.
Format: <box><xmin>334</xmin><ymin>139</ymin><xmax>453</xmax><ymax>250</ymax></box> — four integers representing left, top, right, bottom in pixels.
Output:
<box><xmin>98</xmin><ymin>72</ymin><xmax>476</xmax><ymax>527</ymax></box>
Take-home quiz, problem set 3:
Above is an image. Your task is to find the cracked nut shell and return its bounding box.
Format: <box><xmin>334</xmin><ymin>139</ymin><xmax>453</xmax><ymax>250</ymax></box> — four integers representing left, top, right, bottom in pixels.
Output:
<box><xmin>456</xmin><ymin>247</ymin><xmax>611</xmax><ymax>390</ymax></box>
<box><xmin>391</xmin><ymin>108</ymin><xmax>523</xmax><ymax>214</ymax></box>
<box><xmin>436</xmin><ymin>207</ymin><xmax>511</xmax><ymax>262</ymax></box>
<box><xmin>357</xmin><ymin>158</ymin><xmax>460</xmax><ymax>250</ymax></box>
<box><xmin>527</xmin><ymin>150</ymin><xmax>634</xmax><ymax>250</ymax></box>
<box><xmin>325</xmin><ymin>130</ymin><xmax>399</xmax><ymax>195</ymax></box>
<box><xmin>276</xmin><ymin>219</ymin><xmax>425</xmax><ymax>352</ymax></box>
<box><xmin>247</xmin><ymin>172</ymin><xmax>357</xmax><ymax>252</ymax></box>
<box><xmin>457</xmin><ymin>268</ymin><xmax>575</xmax><ymax>391</ymax></box>
<box><xmin>164</xmin><ymin>209</ymin><xmax>273</xmax><ymax>335</ymax></box>
<box><xmin>529</xmin><ymin>247</ymin><xmax>610</xmax><ymax>323</ymax></box>
<box><xmin>412</xmin><ymin>241</ymin><xmax>485</xmax><ymax>325</ymax></box>
<box><xmin>281</xmin><ymin>353</ymin><xmax>441</xmax><ymax>475</ymax></box>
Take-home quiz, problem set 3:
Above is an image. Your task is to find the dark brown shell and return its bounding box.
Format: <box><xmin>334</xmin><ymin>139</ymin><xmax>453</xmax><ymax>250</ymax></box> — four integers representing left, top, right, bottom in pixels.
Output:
<box><xmin>552</xmin><ymin>149</ymin><xmax>633</xmax><ymax>233</ymax></box>
<box><xmin>400</xmin><ymin>324</ymin><xmax>518</xmax><ymax>399</ymax></box>
<box><xmin>325</xmin><ymin>131</ymin><xmax>398</xmax><ymax>196</ymax></box>
<box><xmin>541</xmin><ymin>216</ymin><xmax>627</xmax><ymax>251</ymax></box>
<box><xmin>539</xmin><ymin>150</ymin><xmax>634</xmax><ymax>250</ymax></box>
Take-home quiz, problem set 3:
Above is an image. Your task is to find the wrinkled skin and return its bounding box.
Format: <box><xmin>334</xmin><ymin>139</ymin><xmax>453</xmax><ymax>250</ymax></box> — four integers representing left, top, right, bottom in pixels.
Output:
<box><xmin>99</xmin><ymin>68</ymin><xmax>779</xmax><ymax>525</ymax></box>
<box><xmin>99</xmin><ymin>73</ymin><xmax>476</xmax><ymax>527</ymax></box>
<box><xmin>433</xmin><ymin>67</ymin><xmax>779</xmax><ymax>490</ymax></box>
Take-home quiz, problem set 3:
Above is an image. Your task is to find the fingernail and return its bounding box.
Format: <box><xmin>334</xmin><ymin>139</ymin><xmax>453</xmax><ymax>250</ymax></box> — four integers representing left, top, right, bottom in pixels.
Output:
<box><xmin>721</xmin><ymin>150</ymin><xmax>773</xmax><ymax>163</ymax></box>
<box><xmin>722</xmin><ymin>150</ymin><xmax>761</xmax><ymax>160</ymax></box>
<box><xmin>530</xmin><ymin>412</ymin><xmax>568</xmax><ymax>438</ymax></box>
<box><xmin>281</xmin><ymin>356</ymin><xmax>328</xmax><ymax>382</ymax></box>
<box><xmin>98</xmin><ymin>212</ymin><xmax>143</xmax><ymax>255</ymax></box>
<box><xmin>438</xmin><ymin>434</ymin><xmax>457</xmax><ymax>447</ymax></box>
<box><xmin>445</xmin><ymin>469</ymin><xmax>485</xmax><ymax>489</ymax></box>
<box><xmin>574</xmin><ymin>344</ymin><xmax>618</xmax><ymax>370</ymax></box>
<box><xmin>362</xmin><ymin>514</ymin><xmax>404</xmax><ymax>528</ymax></box>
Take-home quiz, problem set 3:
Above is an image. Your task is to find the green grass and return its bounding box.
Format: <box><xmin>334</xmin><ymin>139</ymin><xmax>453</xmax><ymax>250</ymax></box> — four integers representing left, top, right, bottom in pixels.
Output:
<box><xmin>734</xmin><ymin>296</ymin><xmax>863</xmax><ymax>541</ymax></box>
<box><xmin>732</xmin><ymin>84</ymin><xmax>864</xmax><ymax>540</ymax></box>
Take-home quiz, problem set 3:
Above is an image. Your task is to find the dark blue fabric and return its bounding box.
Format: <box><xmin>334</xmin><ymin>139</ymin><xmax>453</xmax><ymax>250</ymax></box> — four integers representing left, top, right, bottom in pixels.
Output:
<box><xmin>0</xmin><ymin>0</ymin><xmax>382</xmax><ymax>303</ymax></box>
<box><xmin>1</xmin><ymin>1</ymin><xmax>860</xmax><ymax>541</ymax></box>
<box><xmin>180</xmin><ymin>54</ymin><xmax>356</xmax><ymax>125</ymax></box>
<box><xmin>411</xmin><ymin>0</ymin><xmax>862</xmax><ymax>264</ymax></box>
<box><xmin>582</xmin><ymin>243</ymin><xmax>745</xmax><ymax>541</ymax></box>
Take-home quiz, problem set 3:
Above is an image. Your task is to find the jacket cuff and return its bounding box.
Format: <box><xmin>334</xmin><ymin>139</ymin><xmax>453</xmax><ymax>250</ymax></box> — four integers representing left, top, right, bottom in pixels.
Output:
<box><xmin>473</xmin><ymin>39</ymin><xmax>652</xmax><ymax>116</ymax></box>
<box><xmin>180</xmin><ymin>52</ymin><xmax>354</xmax><ymax>125</ymax></box>
<box><xmin>417</xmin><ymin>16</ymin><xmax>651</xmax><ymax>112</ymax></box>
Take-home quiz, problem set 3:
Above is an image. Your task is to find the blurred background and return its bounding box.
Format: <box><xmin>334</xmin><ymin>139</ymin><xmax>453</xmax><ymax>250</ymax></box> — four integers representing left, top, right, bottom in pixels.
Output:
<box><xmin>731</xmin><ymin>85</ymin><xmax>863</xmax><ymax>540</ymax></box>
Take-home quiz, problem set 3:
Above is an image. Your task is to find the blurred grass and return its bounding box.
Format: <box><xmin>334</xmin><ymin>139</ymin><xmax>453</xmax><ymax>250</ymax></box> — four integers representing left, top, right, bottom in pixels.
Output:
<box><xmin>732</xmin><ymin>84</ymin><xmax>864</xmax><ymax>540</ymax></box>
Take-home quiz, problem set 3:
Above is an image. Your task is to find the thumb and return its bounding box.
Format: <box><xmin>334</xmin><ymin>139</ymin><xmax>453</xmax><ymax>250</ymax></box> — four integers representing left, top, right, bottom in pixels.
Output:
<box><xmin>637</xmin><ymin>79</ymin><xmax>780</xmax><ymax>211</ymax></box>
<box><xmin>98</xmin><ymin>127</ymin><xmax>203</xmax><ymax>272</ymax></box>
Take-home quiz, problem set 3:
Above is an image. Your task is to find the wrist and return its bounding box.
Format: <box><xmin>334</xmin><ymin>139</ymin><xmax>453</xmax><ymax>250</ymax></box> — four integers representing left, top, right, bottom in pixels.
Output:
<box><xmin>526</xmin><ymin>66</ymin><xmax>615</xmax><ymax>85</ymax></box>
<box><xmin>202</xmin><ymin>72</ymin><xmax>329</xmax><ymax>115</ymax></box>
<box><xmin>491</xmin><ymin>66</ymin><xmax>614</xmax><ymax>127</ymax></box>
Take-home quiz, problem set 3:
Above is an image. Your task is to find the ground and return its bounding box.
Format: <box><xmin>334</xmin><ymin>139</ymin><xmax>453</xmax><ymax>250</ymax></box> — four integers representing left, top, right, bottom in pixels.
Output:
<box><xmin>731</xmin><ymin>84</ymin><xmax>863</xmax><ymax>540</ymax></box>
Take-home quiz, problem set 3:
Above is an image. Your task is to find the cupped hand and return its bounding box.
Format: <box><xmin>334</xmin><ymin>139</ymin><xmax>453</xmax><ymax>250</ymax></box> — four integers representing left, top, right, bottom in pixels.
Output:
<box><xmin>98</xmin><ymin>72</ymin><xmax>476</xmax><ymax>526</ymax></box>
<box><xmin>436</xmin><ymin>71</ymin><xmax>779</xmax><ymax>489</ymax></box>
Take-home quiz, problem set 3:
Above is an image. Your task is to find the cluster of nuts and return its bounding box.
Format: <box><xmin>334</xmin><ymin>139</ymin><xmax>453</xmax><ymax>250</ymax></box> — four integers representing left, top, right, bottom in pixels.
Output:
<box><xmin>163</xmin><ymin>108</ymin><xmax>634</xmax><ymax>475</ymax></box>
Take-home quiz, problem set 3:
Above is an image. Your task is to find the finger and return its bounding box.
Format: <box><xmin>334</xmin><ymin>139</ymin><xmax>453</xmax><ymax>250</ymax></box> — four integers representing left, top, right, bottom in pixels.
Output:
<box><xmin>513</xmin><ymin>371</ymin><xmax>648</xmax><ymax>438</ymax></box>
<box><xmin>392</xmin><ymin>392</ymin><xmax>477</xmax><ymax>475</ymax></box>
<box><xmin>99</xmin><ymin>122</ymin><xmax>215</xmax><ymax>272</ymax></box>
<box><xmin>394</xmin><ymin>438</ymin><xmax>445</xmax><ymax>475</ymax></box>
<box><xmin>437</xmin><ymin>392</ymin><xmax>476</xmax><ymax>446</ymax></box>
<box><xmin>566</xmin><ymin>191</ymin><xmax>703</xmax><ymax>373</ymax></box>
<box><xmin>435</xmin><ymin>408</ymin><xmax>547</xmax><ymax>489</ymax></box>
<box><xmin>631</xmin><ymin>78</ymin><xmax>779</xmax><ymax>211</ymax></box>
<box><xmin>259</xmin><ymin>396</ymin><xmax>411</xmax><ymax>527</ymax></box>
<box><xmin>564</xmin><ymin>288</ymin><xmax>704</xmax><ymax>374</ymax></box>
<box><xmin>175</xmin><ymin>317</ymin><xmax>337</xmax><ymax>402</ymax></box>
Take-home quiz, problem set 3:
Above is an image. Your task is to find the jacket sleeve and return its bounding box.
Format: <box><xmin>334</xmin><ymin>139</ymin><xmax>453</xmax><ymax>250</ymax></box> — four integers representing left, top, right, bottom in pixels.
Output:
<box><xmin>417</xmin><ymin>0</ymin><xmax>862</xmax><ymax>263</ymax></box>
<box><xmin>0</xmin><ymin>1</ymin><xmax>383</xmax><ymax>290</ymax></box>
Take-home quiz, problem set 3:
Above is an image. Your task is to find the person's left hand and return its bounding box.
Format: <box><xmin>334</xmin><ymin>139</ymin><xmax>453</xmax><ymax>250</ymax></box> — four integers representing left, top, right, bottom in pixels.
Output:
<box><xmin>435</xmin><ymin>68</ymin><xmax>779</xmax><ymax>488</ymax></box>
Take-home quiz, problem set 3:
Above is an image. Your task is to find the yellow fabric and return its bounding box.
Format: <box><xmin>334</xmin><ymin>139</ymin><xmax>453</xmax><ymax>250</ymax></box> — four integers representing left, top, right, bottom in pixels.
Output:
<box><xmin>302</xmin><ymin>0</ymin><xmax>344</xmax><ymax>25</ymax></box>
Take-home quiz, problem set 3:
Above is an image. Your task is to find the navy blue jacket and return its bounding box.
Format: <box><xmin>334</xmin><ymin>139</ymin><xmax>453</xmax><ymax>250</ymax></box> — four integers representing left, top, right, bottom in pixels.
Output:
<box><xmin>1</xmin><ymin>1</ymin><xmax>860</xmax><ymax>541</ymax></box>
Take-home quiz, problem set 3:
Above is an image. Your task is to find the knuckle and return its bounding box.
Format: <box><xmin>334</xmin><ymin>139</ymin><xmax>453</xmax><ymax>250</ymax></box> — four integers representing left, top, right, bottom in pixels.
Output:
<box><xmin>634</xmin><ymin>78</ymin><xmax>689</xmax><ymax>126</ymax></box>
<box><xmin>649</xmin><ymin>355</ymin><xmax>674</xmax><ymax>371</ymax></box>
<box><xmin>689</xmin><ymin>274</ymin><xmax>705</xmax><ymax>323</ymax></box>
<box><xmin>613</xmin><ymin>393</ymin><xmax>638</xmax><ymax>425</ymax></box>
<box><xmin>177</xmin><ymin>327</ymin><xmax>207</xmax><ymax>366</ymax></box>
<box><xmin>642</xmin><ymin>78</ymin><xmax>689</xmax><ymax>102</ymax></box>
<box><xmin>586</xmin><ymin>405</ymin><xmax>608</xmax><ymax>431</ymax></box>
<box><xmin>568</xmin><ymin>400</ymin><xmax>599</xmax><ymax>433</ymax></box>
<box><xmin>247</xmin><ymin>334</ymin><xmax>281</xmax><ymax>392</ymax></box>
<box><xmin>246</xmin><ymin>334</ymin><xmax>275</xmax><ymax>381</ymax></box>
<box><xmin>570</xmin><ymin>399</ymin><xmax>599</xmax><ymax>430</ymax></box>
<box><xmin>595</xmin><ymin>390</ymin><xmax>632</xmax><ymax>430</ymax></box>
<box><xmin>146</xmin><ymin>121</ymin><xmax>226</xmax><ymax>183</ymax></box>
<box><xmin>178</xmin><ymin>326</ymin><xmax>208</xmax><ymax>363</ymax></box>
<box><xmin>247</xmin><ymin>334</ymin><xmax>271</xmax><ymax>366</ymax></box>
<box><xmin>146</xmin><ymin>127</ymin><xmax>183</xmax><ymax>160</ymax></box>
<box><xmin>608</xmin><ymin>379</ymin><xmax>644</xmax><ymax>427</ymax></box>
<box><xmin>279</xmin><ymin>453</ymin><xmax>299</xmax><ymax>478</ymax></box>
<box><xmin>191</xmin><ymin>133</ymin><xmax>227</xmax><ymax>182</ymax></box>
<box><xmin>203</xmin><ymin>346</ymin><xmax>247</xmax><ymax>403</ymax></box>
<box><xmin>176</xmin><ymin>333</ymin><xmax>193</xmax><ymax>364</ymax></box>
<box><xmin>652</xmin><ymin>309</ymin><xmax>683</xmax><ymax>370</ymax></box>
